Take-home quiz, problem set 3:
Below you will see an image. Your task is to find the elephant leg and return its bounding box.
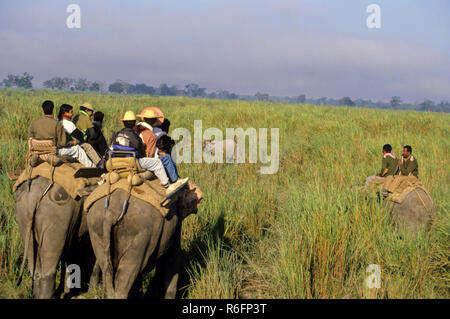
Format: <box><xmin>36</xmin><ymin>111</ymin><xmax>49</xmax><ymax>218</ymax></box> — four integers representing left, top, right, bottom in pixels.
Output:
<box><xmin>155</xmin><ymin>246</ymin><xmax>182</xmax><ymax>299</ymax></box>
<box><xmin>153</xmin><ymin>228</ymin><xmax>182</xmax><ymax>299</ymax></box>
<box><xmin>112</xmin><ymin>237</ymin><xmax>150</xmax><ymax>299</ymax></box>
<box><xmin>33</xmin><ymin>210</ymin><xmax>71</xmax><ymax>298</ymax></box>
<box><xmin>32</xmin><ymin>255</ymin><xmax>57</xmax><ymax>299</ymax></box>
<box><xmin>89</xmin><ymin>261</ymin><xmax>101</xmax><ymax>289</ymax></box>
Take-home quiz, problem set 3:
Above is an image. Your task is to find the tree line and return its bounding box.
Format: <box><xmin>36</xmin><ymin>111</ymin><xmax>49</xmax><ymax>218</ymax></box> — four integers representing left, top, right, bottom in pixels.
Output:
<box><xmin>1</xmin><ymin>73</ymin><xmax>449</xmax><ymax>113</ymax></box>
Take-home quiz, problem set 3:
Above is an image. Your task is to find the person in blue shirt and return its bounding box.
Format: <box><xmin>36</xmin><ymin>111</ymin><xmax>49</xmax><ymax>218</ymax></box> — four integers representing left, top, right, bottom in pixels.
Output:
<box><xmin>156</xmin><ymin>135</ymin><xmax>179</xmax><ymax>183</ymax></box>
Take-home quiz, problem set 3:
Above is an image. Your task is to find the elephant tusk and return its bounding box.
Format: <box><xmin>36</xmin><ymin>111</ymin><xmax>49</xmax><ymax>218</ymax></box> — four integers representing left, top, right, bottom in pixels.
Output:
<box><xmin>116</xmin><ymin>200</ymin><xmax>129</xmax><ymax>223</ymax></box>
<box><xmin>104</xmin><ymin>197</ymin><xmax>109</xmax><ymax>213</ymax></box>
<box><xmin>42</xmin><ymin>182</ymin><xmax>53</xmax><ymax>198</ymax></box>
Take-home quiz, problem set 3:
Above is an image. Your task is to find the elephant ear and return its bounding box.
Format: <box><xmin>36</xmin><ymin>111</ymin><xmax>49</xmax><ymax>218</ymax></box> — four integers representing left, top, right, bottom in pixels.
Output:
<box><xmin>179</xmin><ymin>181</ymin><xmax>204</xmax><ymax>219</ymax></box>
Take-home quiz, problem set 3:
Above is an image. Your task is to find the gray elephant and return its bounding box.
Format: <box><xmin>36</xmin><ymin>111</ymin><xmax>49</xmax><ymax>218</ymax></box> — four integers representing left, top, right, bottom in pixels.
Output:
<box><xmin>15</xmin><ymin>176</ymin><xmax>98</xmax><ymax>298</ymax></box>
<box><xmin>87</xmin><ymin>183</ymin><xmax>202</xmax><ymax>299</ymax></box>
<box><xmin>385</xmin><ymin>188</ymin><xmax>436</xmax><ymax>232</ymax></box>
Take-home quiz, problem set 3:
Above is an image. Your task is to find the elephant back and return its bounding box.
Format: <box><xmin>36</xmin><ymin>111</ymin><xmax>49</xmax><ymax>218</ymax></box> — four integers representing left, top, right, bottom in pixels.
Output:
<box><xmin>84</xmin><ymin>177</ymin><xmax>171</xmax><ymax>217</ymax></box>
<box><xmin>12</xmin><ymin>162</ymin><xmax>98</xmax><ymax>199</ymax></box>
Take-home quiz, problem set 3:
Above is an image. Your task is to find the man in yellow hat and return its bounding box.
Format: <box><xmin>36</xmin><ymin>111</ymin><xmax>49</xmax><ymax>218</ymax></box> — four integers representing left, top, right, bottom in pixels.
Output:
<box><xmin>110</xmin><ymin>110</ymin><xmax>187</xmax><ymax>196</ymax></box>
<box><xmin>136</xmin><ymin>108</ymin><xmax>160</xmax><ymax>158</ymax></box>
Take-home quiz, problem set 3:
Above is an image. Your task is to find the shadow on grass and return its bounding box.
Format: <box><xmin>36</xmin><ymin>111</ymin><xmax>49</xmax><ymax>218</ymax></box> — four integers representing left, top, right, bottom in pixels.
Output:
<box><xmin>177</xmin><ymin>211</ymin><xmax>233</xmax><ymax>298</ymax></box>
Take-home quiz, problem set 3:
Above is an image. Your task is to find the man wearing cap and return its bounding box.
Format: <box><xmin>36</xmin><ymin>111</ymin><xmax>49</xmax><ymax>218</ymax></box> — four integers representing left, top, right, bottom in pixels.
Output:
<box><xmin>110</xmin><ymin>111</ymin><xmax>188</xmax><ymax>196</ymax></box>
<box><xmin>135</xmin><ymin>108</ymin><xmax>161</xmax><ymax>158</ymax></box>
<box><xmin>30</xmin><ymin>100</ymin><xmax>94</xmax><ymax>167</ymax></box>
<box><xmin>142</xmin><ymin>107</ymin><xmax>168</xmax><ymax>140</ymax></box>
<box><xmin>76</xmin><ymin>102</ymin><xmax>96</xmax><ymax>142</ymax></box>
<box><xmin>74</xmin><ymin>102</ymin><xmax>104</xmax><ymax>164</ymax></box>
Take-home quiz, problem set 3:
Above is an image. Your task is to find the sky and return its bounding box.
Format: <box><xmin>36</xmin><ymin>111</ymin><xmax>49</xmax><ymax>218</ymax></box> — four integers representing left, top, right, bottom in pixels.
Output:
<box><xmin>0</xmin><ymin>0</ymin><xmax>449</xmax><ymax>102</ymax></box>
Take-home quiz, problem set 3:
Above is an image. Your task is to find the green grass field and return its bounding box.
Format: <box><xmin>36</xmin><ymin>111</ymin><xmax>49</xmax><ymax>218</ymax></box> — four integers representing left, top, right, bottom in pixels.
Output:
<box><xmin>0</xmin><ymin>88</ymin><xmax>448</xmax><ymax>298</ymax></box>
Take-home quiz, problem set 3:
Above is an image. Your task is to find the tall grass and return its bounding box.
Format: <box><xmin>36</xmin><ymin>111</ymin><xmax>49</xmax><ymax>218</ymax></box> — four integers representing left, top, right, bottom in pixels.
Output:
<box><xmin>0</xmin><ymin>88</ymin><xmax>448</xmax><ymax>298</ymax></box>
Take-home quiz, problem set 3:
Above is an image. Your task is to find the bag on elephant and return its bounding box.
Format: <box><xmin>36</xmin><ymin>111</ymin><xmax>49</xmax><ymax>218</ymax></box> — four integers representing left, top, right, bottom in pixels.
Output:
<box><xmin>105</xmin><ymin>156</ymin><xmax>145</xmax><ymax>178</ymax></box>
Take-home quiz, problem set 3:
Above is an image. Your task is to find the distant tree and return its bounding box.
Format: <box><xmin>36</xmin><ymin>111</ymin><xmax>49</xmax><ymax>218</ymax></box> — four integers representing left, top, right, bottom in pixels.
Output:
<box><xmin>418</xmin><ymin>99</ymin><xmax>435</xmax><ymax>111</ymax></box>
<box><xmin>317</xmin><ymin>97</ymin><xmax>328</xmax><ymax>105</ymax></box>
<box><xmin>133</xmin><ymin>83</ymin><xmax>155</xmax><ymax>95</ymax></box>
<box><xmin>109</xmin><ymin>80</ymin><xmax>130</xmax><ymax>94</ymax></box>
<box><xmin>74</xmin><ymin>78</ymin><xmax>90</xmax><ymax>92</ymax></box>
<box><xmin>43</xmin><ymin>79</ymin><xmax>54</xmax><ymax>89</ymax></box>
<box><xmin>17</xmin><ymin>72</ymin><xmax>34</xmax><ymax>89</ymax></box>
<box><xmin>354</xmin><ymin>98</ymin><xmax>367</xmax><ymax>107</ymax></box>
<box><xmin>158</xmin><ymin>83</ymin><xmax>170</xmax><ymax>96</ymax></box>
<box><xmin>63</xmin><ymin>78</ymin><xmax>74</xmax><ymax>90</ymax></box>
<box><xmin>126</xmin><ymin>84</ymin><xmax>137</xmax><ymax>94</ymax></box>
<box><xmin>184</xmin><ymin>83</ymin><xmax>206</xmax><ymax>98</ymax></box>
<box><xmin>255</xmin><ymin>92</ymin><xmax>270</xmax><ymax>101</ymax></box>
<box><xmin>89</xmin><ymin>81</ymin><xmax>101</xmax><ymax>92</ymax></box>
<box><xmin>2</xmin><ymin>74</ymin><xmax>19</xmax><ymax>87</ymax></box>
<box><xmin>169</xmin><ymin>85</ymin><xmax>180</xmax><ymax>96</ymax></box>
<box><xmin>2</xmin><ymin>73</ymin><xmax>33</xmax><ymax>89</ymax></box>
<box><xmin>207</xmin><ymin>92</ymin><xmax>217</xmax><ymax>99</ymax></box>
<box><xmin>341</xmin><ymin>96</ymin><xmax>355</xmax><ymax>106</ymax></box>
<box><xmin>215</xmin><ymin>89</ymin><xmax>238</xmax><ymax>100</ymax></box>
<box><xmin>390</xmin><ymin>96</ymin><xmax>402</xmax><ymax>108</ymax></box>
<box><xmin>435</xmin><ymin>101</ymin><xmax>450</xmax><ymax>112</ymax></box>
<box><xmin>296</xmin><ymin>94</ymin><xmax>306</xmax><ymax>104</ymax></box>
<box><xmin>43</xmin><ymin>77</ymin><xmax>73</xmax><ymax>90</ymax></box>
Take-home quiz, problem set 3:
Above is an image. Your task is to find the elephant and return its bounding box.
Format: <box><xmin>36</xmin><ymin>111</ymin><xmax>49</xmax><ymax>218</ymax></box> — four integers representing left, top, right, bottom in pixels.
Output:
<box><xmin>15</xmin><ymin>176</ymin><xmax>98</xmax><ymax>298</ymax></box>
<box><xmin>87</xmin><ymin>182</ymin><xmax>202</xmax><ymax>299</ymax></box>
<box><xmin>385</xmin><ymin>187</ymin><xmax>436</xmax><ymax>232</ymax></box>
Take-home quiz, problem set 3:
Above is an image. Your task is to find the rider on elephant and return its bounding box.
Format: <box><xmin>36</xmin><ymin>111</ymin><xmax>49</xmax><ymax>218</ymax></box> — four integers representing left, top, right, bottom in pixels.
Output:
<box><xmin>379</xmin><ymin>144</ymin><xmax>397</xmax><ymax>177</ymax></box>
<box><xmin>30</xmin><ymin>100</ymin><xmax>94</xmax><ymax>167</ymax></box>
<box><xmin>364</xmin><ymin>144</ymin><xmax>397</xmax><ymax>194</ymax></box>
<box><xmin>57</xmin><ymin>103</ymin><xmax>102</xmax><ymax>165</ymax></box>
<box><xmin>110</xmin><ymin>110</ymin><xmax>188</xmax><ymax>196</ymax></box>
<box><xmin>397</xmin><ymin>145</ymin><xmax>418</xmax><ymax>178</ymax></box>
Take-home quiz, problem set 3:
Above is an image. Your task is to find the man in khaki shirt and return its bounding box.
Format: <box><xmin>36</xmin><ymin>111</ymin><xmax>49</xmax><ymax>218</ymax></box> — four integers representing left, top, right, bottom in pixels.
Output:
<box><xmin>364</xmin><ymin>144</ymin><xmax>397</xmax><ymax>194</ymax></box>
<box><xmin>397</xmin><ymin>145</ymin><xmax>418</xmax><ymax>178</ymax></box>
<box><xmin>29</xmin><ymin>100</ymin><xmax>93</xmax><ymax>167</ymax></box>
<box><xmin>378</xmin><ymin>144</ymin><xmax>397</xmax><ymax>177</ymax></box>
<box><xmin>30</xmin><ymin>102</ymin><xmax>67</xmax><ymax>148</ymax></box>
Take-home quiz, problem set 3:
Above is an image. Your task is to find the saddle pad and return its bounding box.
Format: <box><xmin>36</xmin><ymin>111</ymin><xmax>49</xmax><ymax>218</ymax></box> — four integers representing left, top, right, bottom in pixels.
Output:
<box><xmin>83</xmin><ymin>178</ymin><xmax>171</xmax><ymax>217</ymax></box>
<box><xmin>383</xmin><ymin>175</ymin><xmax>431</xmax><ymax>204</ymax></box>
<box><xmin>13</xmin><ymin>162</ymin><xmax>99</xmax><ymax>199</ymax></box>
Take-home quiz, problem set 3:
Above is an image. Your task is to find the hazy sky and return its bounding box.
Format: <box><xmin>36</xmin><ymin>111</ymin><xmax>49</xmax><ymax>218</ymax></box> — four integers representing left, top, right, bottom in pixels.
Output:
<box><xmin>1</xmin><ymin>0</ymin><xmax>449</xmax><ymax>102</ymax></box>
